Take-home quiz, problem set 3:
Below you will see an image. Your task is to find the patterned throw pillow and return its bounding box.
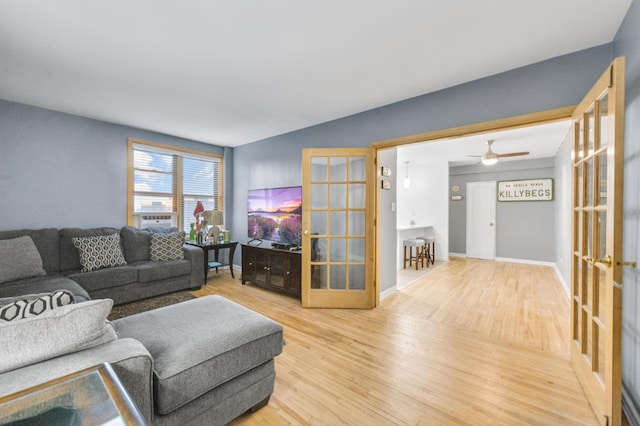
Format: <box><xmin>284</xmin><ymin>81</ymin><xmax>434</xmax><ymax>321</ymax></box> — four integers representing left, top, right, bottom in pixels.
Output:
<box><xmin>72</xmin><ymin>233</ymin><xmax>127</xmax><ymax>272</ymax></box>
<box><xmin>150</xmin><ymin>232</ymin><xmax>185</xmax><ymax>261</ymax></box>
<box><xmin>0</xmin><ymin>290</ymin><xmax>75</xmax><ymax>322</ymax></box>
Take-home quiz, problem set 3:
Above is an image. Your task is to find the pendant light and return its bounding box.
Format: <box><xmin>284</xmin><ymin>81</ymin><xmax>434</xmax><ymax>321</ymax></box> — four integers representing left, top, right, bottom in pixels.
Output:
<box><xmin>403</xmin><ymin>161</ymin><xmax>411</xmax><ymax>188</ymax></box>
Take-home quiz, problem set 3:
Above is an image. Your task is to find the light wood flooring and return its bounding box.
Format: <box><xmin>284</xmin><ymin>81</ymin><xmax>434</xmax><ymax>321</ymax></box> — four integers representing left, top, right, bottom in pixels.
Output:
<box><xmin>193</xmin><ymin>257</ymin><xmax>599</xmax><ymax>425</ymax></box>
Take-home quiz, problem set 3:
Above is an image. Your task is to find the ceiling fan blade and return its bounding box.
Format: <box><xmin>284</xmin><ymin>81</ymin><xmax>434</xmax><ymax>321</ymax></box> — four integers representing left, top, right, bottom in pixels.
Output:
<box><xmin>497</xmin><ymin>151</ymin><xmax>529</xmax><ymax>158</ymax></box>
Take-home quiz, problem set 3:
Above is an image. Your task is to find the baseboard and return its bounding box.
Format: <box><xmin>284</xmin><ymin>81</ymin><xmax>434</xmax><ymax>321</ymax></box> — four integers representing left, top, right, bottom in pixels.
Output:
<box><xmin>553</xmin><ymin>264</ymin><xmax>571</xmax><ymax>299</ymax></box>
<box><xmin>495</xmin><ymin>257</ymin><xmax>555</xmax><ymax>267</ymax></box>
<box><xmin>449</xmin><ymin>252</ymin><xmax>466</xmax><ymax>258</ymax></box>
<box><xmin>380</xmin><ymin>286</ymin><xmax>397</xmax><ymax>300</ymax></box>
<box><xmin>623</xmin><ymin>384</ymin><xmax>640</xmax><ymax>426</ymax></box>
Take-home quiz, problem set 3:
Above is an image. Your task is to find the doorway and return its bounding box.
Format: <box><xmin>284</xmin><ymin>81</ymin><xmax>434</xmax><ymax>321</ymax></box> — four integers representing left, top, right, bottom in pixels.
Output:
<box><xmin>466</xmin><ymin>181</ymin><xmax>496</xmax><ymax>260</ymax></box>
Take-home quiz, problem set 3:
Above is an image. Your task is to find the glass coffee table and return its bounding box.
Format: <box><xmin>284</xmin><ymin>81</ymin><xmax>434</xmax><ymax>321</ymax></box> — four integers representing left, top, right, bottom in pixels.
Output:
<box><xmin>0</xmin><ymin>363</ymin><xmax>147</xmax><ymax>425</ymax></box>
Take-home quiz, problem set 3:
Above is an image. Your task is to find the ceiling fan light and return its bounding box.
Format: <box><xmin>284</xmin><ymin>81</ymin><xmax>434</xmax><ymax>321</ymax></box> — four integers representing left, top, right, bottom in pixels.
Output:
<box><xmin>482</xmin><ymin>154</ymin><xmax>498</xmax><ymax>166</ymax></box>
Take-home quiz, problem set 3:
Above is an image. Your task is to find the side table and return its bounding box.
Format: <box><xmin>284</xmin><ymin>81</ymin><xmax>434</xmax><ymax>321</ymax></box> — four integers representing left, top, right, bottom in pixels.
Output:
<box><xmin>0</xmin><ymin>363</ymin><xmax>147</xmax><ymax>425</ymax></box>
<box><xmin>185</xmin><ymin>241</ymin><xmax>238</xmax><ymax>283</ymax></box>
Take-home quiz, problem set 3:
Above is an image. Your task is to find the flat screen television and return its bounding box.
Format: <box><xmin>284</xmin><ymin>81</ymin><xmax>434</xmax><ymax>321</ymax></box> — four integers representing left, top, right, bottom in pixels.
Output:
<box><xmin>247</xmin><ymin>186</ymin><xmax>302</xmax><ymax>246</ymax></box>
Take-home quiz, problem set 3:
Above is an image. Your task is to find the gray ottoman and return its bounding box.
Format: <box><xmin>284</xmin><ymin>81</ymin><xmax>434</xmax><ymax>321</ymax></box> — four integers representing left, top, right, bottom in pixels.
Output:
<box><xmin>113</xmin><ymin>295</ymin><xmax>284</xmax><ymax>426</ymax></box>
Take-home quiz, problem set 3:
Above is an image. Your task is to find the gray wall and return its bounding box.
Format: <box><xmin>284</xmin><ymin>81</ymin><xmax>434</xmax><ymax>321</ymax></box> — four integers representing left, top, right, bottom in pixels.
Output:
<box><xmin>231</xmin><ymin>44</ymin><xmax>614</xmax><ymax>266</ymax></box>
<box><xmin>378</xmin><ymin>148</ymin><xmax>397</xmax><ymax>294</ymax></box>
<box><xmin>0</xmin><ymin>100</ymin><xmax>224</xmax><ymax>231</ymax></box>
<box><xmin>615</xmin><ymin>0</ymin><xmax>640</xmax><ymax>418</ymax></box>
<box><xmin>449</xmin><ymin>158</ymin><xmax>556</xmax><ymax>262</ymax></box>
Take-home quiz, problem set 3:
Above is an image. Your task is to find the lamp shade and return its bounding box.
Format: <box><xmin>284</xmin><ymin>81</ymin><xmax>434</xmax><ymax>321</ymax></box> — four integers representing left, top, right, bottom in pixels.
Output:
<box><xmin>403</xmin><ymin>161</ymin><xmax>410</xmax><ymax>188</ymax></box>
<box><xmin>203</xmin><ymin>210</ymin><xmax>223</xmax><ymax>226</ymax></box>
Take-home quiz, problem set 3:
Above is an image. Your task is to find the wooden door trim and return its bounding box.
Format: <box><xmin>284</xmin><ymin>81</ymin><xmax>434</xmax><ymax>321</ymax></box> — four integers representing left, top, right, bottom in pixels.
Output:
<box><xmin>371</xmin><ymin>106</ymin><xmax>575</xmax><ymax>149</ymax></box>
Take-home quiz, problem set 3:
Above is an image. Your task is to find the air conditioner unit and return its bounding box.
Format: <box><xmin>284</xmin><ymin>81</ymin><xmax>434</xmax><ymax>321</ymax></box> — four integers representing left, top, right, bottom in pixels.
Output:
<box><xmin>132</xmin><ymin>212</ymin><xmax>178</xmax><ymax>229</ymax></box>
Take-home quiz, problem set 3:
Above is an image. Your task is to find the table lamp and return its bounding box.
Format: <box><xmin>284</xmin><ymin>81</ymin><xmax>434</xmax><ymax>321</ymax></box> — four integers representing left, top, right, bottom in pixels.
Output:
<box><xmin>203</xmin><ymin>210</ymin><xmax>224</xmax><ymax>242</ymax></box>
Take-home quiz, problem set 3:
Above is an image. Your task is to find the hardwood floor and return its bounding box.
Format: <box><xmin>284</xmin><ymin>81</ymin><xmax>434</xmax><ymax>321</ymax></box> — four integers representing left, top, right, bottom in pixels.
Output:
<box><xmin>193</xmin><ymin>257</ymin><xmax>598</xmax><ymax>425</ymax></box>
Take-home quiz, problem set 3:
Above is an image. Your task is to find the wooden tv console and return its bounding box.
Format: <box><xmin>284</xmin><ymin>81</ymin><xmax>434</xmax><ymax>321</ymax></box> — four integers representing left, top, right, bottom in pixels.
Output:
<box><xmin>241</xmin><ymin>244</ymin><xmax>301</xmax><ymax>298</ymax></box>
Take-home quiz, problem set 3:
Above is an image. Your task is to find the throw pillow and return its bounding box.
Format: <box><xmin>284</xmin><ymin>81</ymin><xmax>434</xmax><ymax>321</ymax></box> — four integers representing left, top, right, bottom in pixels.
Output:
<box><xmin>0</xmin><ymin>299</ymin><xmax>118</xmax><ymax>374</ymax></box>
<box><xmin>0</xmin><ymin>236</ymin><xmax>46</xmax><ymax>284</ymax></box>
<box><xmin>0</xmin><ymin>290</ymin><xmax>75</xmax><ymax>322</ymax></box>
<box><xmin>150</xmin><ymin>232</ymin><xmax>185</xmax><ymax>261</ymax></box>
<box><xmin>72</xmin><ymin>233</ymin><xmax>127</xmax><ymax>272</ymax></box>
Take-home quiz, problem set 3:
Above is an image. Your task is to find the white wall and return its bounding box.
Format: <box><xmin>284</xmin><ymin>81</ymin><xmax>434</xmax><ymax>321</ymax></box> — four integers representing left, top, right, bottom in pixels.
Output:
<box><xmin>396</xmin><ymin>152</ymin><xmax>449</xmax><ymax>269</ymax></box>
<box><xmin>553</xmin><ymin>129</ymin><xmax>573</xmax><ymax>296</ymax></box>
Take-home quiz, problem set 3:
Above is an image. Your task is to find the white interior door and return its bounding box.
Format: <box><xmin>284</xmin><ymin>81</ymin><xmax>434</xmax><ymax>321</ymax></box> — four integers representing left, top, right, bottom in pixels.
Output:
<box><xmin>466</xmin><ymin>181</ymin><xmax>496</xmax><ymax>259</ymax></box>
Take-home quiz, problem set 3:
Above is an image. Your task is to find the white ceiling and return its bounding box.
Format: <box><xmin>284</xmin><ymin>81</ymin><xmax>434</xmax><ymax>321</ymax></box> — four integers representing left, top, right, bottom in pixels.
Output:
<box><xmin>0</xmin><ymin>1</ymin><xmax>631</xmax><ymax>147</ymax></box>
<box><xmin>398</xmin><ymin>119</ymin><xmax>572</xmax><ymax>166</ymax></box>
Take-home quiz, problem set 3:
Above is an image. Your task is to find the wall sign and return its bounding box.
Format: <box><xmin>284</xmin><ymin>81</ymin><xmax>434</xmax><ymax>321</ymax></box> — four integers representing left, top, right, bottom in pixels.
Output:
<box><xmin>498</xmin><ymin>178</ymin><xmax>553</xmax><ymax>202</ymax></box>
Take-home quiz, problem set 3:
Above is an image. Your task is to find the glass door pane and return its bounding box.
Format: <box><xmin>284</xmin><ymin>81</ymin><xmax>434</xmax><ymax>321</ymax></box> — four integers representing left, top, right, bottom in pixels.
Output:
<box><xmin>302</xmin><ymin>147</ymin><xmax>374</xmax><ymax>308</ymax></box>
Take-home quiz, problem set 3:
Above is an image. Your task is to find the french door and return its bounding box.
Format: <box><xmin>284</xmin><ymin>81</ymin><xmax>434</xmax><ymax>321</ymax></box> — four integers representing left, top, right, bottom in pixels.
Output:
<box><xmin>301</xmin><ymin>148</ymin><xmax>376</xmax><ymax>308</ymax></box>
<box><xmin>570</xmin><ymin>57</ymin><xmax>625</xmax><ymax>426</ymax></box>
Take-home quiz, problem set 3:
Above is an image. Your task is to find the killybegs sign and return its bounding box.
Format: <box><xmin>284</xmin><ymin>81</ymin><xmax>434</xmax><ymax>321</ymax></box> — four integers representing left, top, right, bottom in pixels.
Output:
<box><xmin>498</xmin><ymin>178</ymin><xmax>553</xmax><ymax>202</ymax></box>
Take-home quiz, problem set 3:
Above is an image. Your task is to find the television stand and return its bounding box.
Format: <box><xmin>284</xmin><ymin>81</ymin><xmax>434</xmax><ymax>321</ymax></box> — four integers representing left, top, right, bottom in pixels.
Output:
<box><xmin>271</xmin><ymin>242</ymin><xmax>295</xmax><ymax>250</ymax></box>
<box><xmin>241</xmin><ymin>244</ymin><xmax>301</xmax><ymax>299</ymax></box>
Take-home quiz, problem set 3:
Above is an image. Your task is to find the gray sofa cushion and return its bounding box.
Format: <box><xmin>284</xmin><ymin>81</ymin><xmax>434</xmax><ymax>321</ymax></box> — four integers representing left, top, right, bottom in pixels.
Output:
<box><xmin>0</xmin><ymin>236</ymin><xmax>46</xmax><ymax>284</ymax></box>
<box><xmin>0</xmin><ymin>299</ymin><xmax>117</xmax><ymax>373</ymax></box>
<box><xmin>120</xmin><ymin>226</ymin><xmax>152</xmax><ymax>263</ymax></box>
<box><xmin>136</xmin><ymin>260</ymin><xmax>191</xmax><ymax>283</ymax></box>
<box><xmin>0</xmin><ymin>275</ymin><xmax>91</xmax><ymax>303</ymax></box>
<box><xmin>59</xmin><ymin>227</ymin><xmax>119</xmax><ymax>272</ymax></box>
<box><xmin>0</xmin><ymin>228</ymin><xmax>60</xmax><ymax>273</ymax></box>
<box><xmin>67</xmin><ymin>266</ymin><xmax>139</xmax><ymax>293</ymax></box>
<box><xmin>114</xmin><ymin>295</ymin><xmax>284</xmax><ymax>415</ymax></box>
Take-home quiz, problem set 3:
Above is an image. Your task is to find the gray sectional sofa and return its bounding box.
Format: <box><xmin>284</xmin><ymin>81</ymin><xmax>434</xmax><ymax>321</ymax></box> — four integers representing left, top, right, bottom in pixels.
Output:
<box><xmin>0</xmin><ymin>227</ymin><xmax>284</xmax><ymax>425</ymax></box>
<box><xmin>0</xmin><ymin>296</ymin><xmax>284</xmax><ymax>425</ymax></box>
<box><xmin>0</xmin><ymin>226</ymin><xmax>204</xmax><ymax>304</ymax></box>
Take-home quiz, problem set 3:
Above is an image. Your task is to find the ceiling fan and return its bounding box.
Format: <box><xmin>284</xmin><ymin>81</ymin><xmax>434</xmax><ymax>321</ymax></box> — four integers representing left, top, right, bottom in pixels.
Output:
<box><xmin>471</xmin><ymin>139</ymin><xmax>530</xmax><ymax>165</ymax></box>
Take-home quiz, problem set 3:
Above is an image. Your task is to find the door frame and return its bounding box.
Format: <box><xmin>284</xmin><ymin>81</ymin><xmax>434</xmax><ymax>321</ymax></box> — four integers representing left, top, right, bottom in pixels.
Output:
<box><xmin>369</xmin><ymin>63</ymin><xmax>624</xmax><ymax>423</ymax></box>
<box><xmin>466</xmin><ymin>181</ymin><xmax>496</xmax><ymax>260</ymax></box>
<box><xmin>372</xmin><ymin>106</ymin><xmax>574</xmax><ymax>308</ymax></box>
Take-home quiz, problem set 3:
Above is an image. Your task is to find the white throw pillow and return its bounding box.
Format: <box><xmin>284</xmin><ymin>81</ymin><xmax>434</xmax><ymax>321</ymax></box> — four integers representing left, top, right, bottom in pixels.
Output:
<box><xmin>0</xmin><ymin>299</ymin><xmax>118</xmax><ymax>373</ymax></box>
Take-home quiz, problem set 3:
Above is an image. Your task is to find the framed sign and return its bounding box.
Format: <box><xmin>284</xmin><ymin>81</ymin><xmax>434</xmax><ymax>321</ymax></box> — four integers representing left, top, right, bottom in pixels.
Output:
<box><xmin>498</xmin><ymin>178</ymin><xmax>553</xmax><ymax>202</ymax></box>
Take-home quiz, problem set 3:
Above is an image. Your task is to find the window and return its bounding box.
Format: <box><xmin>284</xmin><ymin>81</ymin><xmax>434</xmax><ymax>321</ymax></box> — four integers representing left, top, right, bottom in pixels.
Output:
<box><xmin>128</xmin><ymin>138</ymin><xmax>223</xmax><ymax>233</ymax></box>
